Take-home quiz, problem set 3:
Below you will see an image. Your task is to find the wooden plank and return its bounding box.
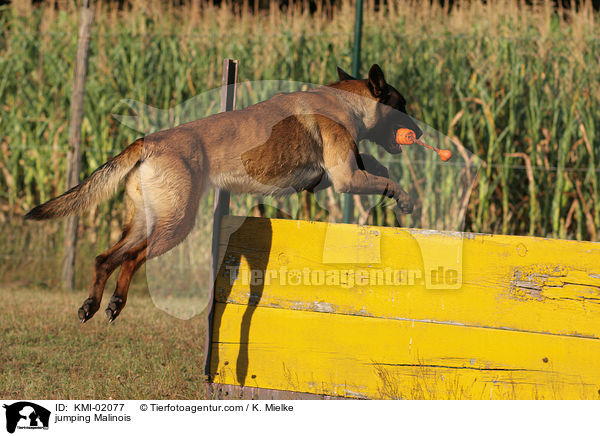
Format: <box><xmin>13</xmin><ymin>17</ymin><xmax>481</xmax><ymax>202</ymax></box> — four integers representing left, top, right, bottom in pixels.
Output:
<box><xmin>208</xmin><ymin>383</ymin><xmax>342</xmax><ymax>400</ymax></box>
<box><xmin>211</xmin><ymin>302</ymin><xmax>600</xmax><ymax>399</ymax></box>
<box><xmin>215</xmin><ymin>216</ymin><xmax>600</xmax><ymax>339</ymax></box>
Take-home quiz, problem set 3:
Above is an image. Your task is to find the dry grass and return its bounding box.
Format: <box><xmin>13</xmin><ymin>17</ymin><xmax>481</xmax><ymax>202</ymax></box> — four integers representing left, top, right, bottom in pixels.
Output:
<box><xmin>0</xmin><ymin>283</ymin><xmax>210</xmax><ymax>399</ymax></box>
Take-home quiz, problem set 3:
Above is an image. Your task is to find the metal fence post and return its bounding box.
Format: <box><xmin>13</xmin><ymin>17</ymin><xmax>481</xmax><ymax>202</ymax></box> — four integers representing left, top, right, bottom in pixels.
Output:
<box><xmin>342</xmin><ymin>0</ymin><xmax>364</xmax><ymax>224</ymax></box>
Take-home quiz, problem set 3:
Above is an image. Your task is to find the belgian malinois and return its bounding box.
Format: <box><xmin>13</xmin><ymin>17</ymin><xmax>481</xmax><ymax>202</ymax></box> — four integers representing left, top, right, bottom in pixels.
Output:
<box><xmin>26</xmin><ymin>64</ymin><xmax>423</xmax><ymax>322</ymax></box>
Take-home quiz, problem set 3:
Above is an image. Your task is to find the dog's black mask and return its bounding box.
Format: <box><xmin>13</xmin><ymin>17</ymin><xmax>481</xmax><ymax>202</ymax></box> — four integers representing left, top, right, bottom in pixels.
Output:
<box><xmin>338</xmin><ymin>64</ymin><xmax>423</xmax><ymax>154</ymax></box>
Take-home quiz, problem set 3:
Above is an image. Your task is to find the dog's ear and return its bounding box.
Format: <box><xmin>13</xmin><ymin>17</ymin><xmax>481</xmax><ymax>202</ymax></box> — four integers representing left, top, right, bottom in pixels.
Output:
<box><xmin>367</xmin><ymin>64</ymin><xmax>388</xmax><ymax>98</ymax></box>
<box><xmin>336</xmin><ymin>66</ymin><xmax>355</xmax><ymax>81</ymax></box>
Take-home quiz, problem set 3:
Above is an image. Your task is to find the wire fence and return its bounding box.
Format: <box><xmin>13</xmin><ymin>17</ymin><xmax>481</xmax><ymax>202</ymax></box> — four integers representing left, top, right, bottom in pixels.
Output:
<box><xmin>4</xmin><ymin>142</ymin><xmax>600</xmax><ymax>173</ymax></box>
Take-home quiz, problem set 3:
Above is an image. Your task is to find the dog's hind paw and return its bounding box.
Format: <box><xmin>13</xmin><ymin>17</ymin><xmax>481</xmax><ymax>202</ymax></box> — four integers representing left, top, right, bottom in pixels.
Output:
<box><xmin>78</xmin><ymin>298</ymin><xmax>99</xmax><ymax>323</ymax></box>
<box><xmin>105</xmin><ymin>296</ymin><xmax>125</xmax><ymax>323</ymax></box>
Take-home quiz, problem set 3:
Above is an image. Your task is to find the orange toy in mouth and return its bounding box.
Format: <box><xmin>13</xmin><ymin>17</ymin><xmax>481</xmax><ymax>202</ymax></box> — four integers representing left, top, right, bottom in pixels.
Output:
<box><xmin>395</xmin><ymin>128</ymin><xmax>453</xmax><ymax>162</ymax></box>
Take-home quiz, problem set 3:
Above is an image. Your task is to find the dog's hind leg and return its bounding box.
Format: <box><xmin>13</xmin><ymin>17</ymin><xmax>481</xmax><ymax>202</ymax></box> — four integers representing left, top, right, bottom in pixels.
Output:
<box><xmin>77</xmin><ymin>231</ymin><xmax>127</xmax><ymax>322</ymax></box>
<box><xmin>78</xmin><ymin>214</ymin><xmax>147</xmax><ymax>323</ymax></box>
<box><xmin>104</xmin><ymin>156</ymin><xmax>204</xmax><ymax>321</ymax></box>
<box><xmin>103</xmin><ymin>202</ymin><xmax>201</xmax><ymax>322</ymax></box>
<box><xmin>78</xmin><ymin>170</ymin><xmax>149</xmax><ymax>323</ymax></box>
<box><xmin>104</xmin><ymin>239</ymin><xmax>147</xmax><ymax>322</ymax></box>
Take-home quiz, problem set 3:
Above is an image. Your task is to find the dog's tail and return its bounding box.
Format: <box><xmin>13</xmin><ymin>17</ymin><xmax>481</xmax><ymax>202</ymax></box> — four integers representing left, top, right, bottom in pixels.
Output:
<box><xmin>25</xmin><ymin>139</ymin><xmax>145</xmax><ymax>221</ymax></box>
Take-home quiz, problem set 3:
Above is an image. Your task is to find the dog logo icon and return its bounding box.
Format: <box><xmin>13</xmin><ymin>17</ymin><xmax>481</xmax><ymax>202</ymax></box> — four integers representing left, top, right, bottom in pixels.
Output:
<box><xmin>2</xmin><ymin>402</ymin><xmax>50</xmax><ymax>433</ymax></box>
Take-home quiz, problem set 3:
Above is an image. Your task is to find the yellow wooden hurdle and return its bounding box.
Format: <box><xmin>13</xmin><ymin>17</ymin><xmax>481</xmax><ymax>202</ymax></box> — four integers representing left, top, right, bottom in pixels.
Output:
<box><xmin>207</xmin><ymin>216</ymin><xmax>600</xmax><ymax>399</ymax></box>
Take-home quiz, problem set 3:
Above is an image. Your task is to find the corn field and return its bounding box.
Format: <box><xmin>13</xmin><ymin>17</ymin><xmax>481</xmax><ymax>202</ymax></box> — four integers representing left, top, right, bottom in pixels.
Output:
<box><xmin>1</xmin><ymin>0</ymin><xmax>599</xmax><ymax>284</ymax></box>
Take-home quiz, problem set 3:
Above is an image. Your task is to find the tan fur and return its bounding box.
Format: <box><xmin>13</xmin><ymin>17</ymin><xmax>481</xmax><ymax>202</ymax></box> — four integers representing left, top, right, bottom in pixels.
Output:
<box><xmin>26</xmin><ymin>64</ymin><xmax>420</xmax><ymax>322</ymax></box>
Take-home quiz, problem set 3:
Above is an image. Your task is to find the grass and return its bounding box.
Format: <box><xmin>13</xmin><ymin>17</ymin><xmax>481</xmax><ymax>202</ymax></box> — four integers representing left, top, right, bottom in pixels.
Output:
<box><xmin>0</xmin><ymin>283</ymin><xmax>210</xmax><ymax>399</ymax></box>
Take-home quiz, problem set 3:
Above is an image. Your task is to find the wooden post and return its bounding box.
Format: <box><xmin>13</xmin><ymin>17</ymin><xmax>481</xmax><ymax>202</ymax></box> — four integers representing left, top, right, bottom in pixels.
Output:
<box><xmin>61</xmin><ymin>1</ymin><xmax>94</xmax><ymax>291</ymax></box>
<box><xmin>204</xmin><ymin>59</ymin><xmax>238</xmax><ymax>380</ymax></box>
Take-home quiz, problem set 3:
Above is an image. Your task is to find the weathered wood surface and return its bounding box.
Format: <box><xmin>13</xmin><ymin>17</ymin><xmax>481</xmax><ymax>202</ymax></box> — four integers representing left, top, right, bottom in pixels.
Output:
<box><xmin>207</xmin><ymin>383</ymin><xmax>341</xmax><ymax>400</ymax></box>
<box><xmin>209</xmin><ymin>216</ymin><xmax>600</xmax><ymax>399</ymax></box>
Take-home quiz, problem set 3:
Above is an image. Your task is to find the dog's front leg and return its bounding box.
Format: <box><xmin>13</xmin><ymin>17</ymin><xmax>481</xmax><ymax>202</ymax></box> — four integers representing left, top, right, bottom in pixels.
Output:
<box><xmin>307</xmin><ymin>153</ymin><xmax>389</xmax><ymax>193</ymax></box>
<box><xmin>324</xmin><ymin>149</ymin><xmax>413</xmax><ymax>214</ymax></box>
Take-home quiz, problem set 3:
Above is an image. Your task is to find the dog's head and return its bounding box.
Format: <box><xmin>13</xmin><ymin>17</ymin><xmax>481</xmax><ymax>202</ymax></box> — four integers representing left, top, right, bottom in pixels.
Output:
<box><xmin>336</xmin><ymin>64</ymin><xmax>422</xmax><ymax>154</ymax></box>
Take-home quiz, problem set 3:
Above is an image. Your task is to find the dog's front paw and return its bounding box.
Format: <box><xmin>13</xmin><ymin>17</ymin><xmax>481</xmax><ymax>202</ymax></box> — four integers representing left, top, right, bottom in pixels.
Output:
<box><xmin>395</xmin><ymin>198</ymin><xmax>414</xmax><ymax>215</ymax></box>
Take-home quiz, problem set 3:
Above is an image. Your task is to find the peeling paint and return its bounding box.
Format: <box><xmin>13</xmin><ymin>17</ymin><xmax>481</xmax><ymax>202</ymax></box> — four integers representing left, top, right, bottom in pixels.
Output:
<box><xmin>510</xmin><ymin>265</ymin><xmax>600</xmax><ymax>304</ymax></box>
<box><xmin>343</xmin><ymin>390</ymin><xmax>369</xmax><ymax>399</ymax></box>
<box><xmin>407</xmin><ymin>228</ymin><xmax>465</xmax><ymax>239</ymax></box>
<box><xmin>309</xmin><ymin>301</ymin><xmax>336</xmax><ymax>313</ymax></box>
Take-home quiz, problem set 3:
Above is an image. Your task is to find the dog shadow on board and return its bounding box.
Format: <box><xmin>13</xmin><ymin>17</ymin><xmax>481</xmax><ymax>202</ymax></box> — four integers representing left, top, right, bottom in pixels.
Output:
<box><xmin>211</xmin><ymin>216</ymin><xmax>273</xmax><ymax>387</ymax></box>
